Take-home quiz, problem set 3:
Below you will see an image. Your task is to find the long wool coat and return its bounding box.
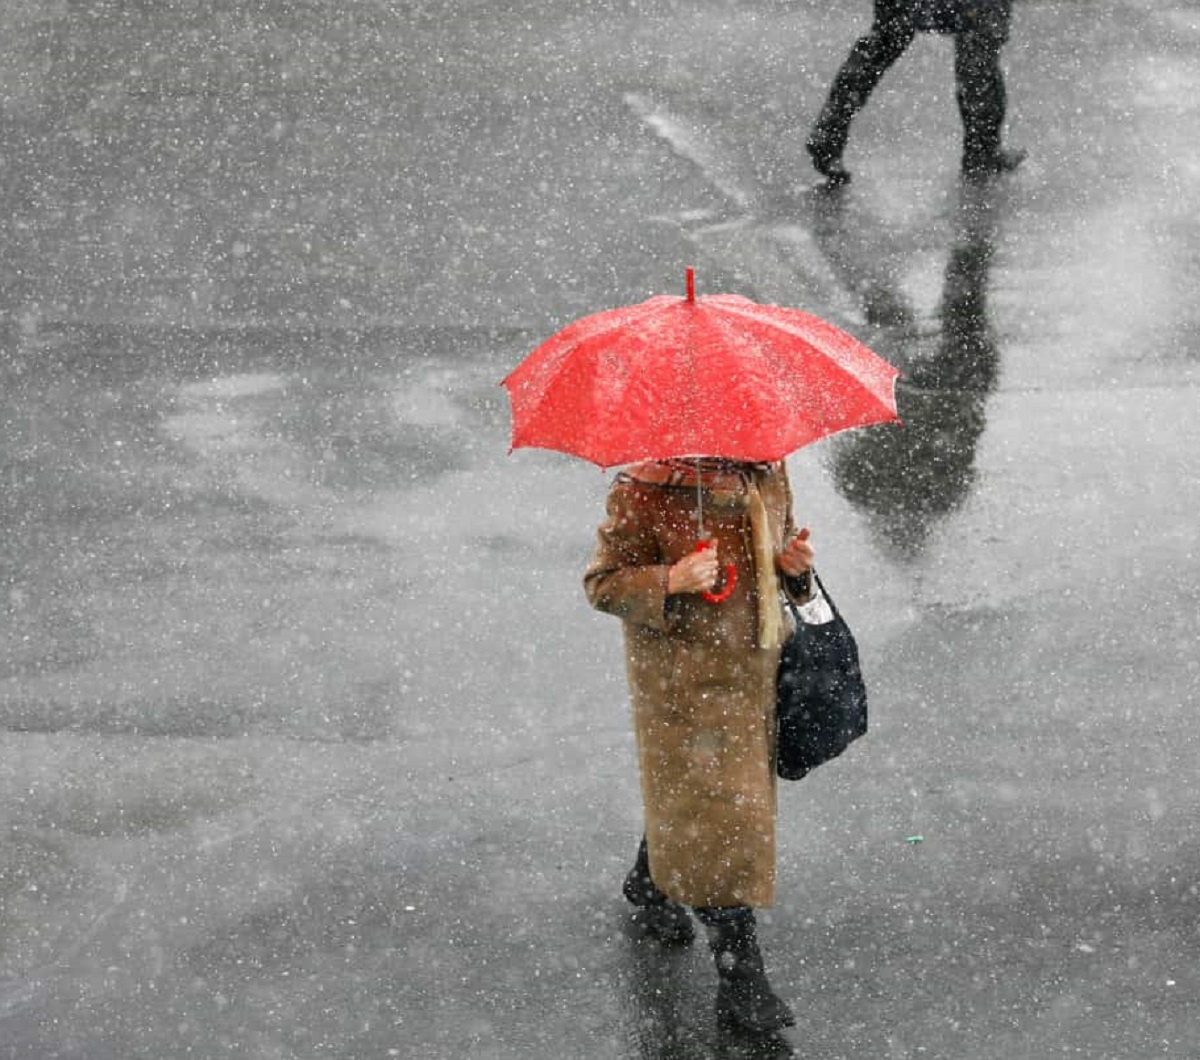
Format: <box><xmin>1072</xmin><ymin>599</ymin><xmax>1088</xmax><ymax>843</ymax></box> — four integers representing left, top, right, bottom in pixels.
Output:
<box><xmin>584</xmin><ymin>460</ymin><xmax>805</xmax><ymax>908</ymax></box>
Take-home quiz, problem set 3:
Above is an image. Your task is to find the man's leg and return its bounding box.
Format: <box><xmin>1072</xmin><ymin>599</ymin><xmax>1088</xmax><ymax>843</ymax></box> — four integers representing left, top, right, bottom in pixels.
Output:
<box><xmin>955</xmin><ymin>2</ymin><xmax>1024</xmax><ymax>176</ymax></box>
<box><xmin>807</xmin><ymin>0</ymin><xmax>917</xmax><ymax>182</ymax></box>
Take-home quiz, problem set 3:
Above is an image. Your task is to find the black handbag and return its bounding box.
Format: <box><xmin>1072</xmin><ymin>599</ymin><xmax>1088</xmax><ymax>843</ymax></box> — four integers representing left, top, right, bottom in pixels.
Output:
<box><xmin>775</xmin><ymin>573</ymin><xmax>868</xmax><ymax>780</ymax></box>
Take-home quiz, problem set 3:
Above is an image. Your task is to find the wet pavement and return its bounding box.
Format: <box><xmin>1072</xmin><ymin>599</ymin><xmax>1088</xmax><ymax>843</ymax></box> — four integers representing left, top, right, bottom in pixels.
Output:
<box><xmin>3</xmin><ymin>1</ymin><xmax>1200</xmax><ymax>1057</ymax></box>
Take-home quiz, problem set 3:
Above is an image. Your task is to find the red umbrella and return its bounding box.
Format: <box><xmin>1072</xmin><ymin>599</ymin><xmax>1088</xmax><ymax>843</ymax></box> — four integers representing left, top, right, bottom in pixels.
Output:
<box><xmin>502</xmin><ymin>267</ymin><xmax>901</xmax><ymax>469</ymax></box>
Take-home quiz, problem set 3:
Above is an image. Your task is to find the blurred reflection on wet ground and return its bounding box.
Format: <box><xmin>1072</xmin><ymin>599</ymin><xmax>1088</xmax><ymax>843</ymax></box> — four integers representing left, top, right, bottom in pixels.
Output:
<box><xmin>809</xmin><ymin>182</ymin><xmax>1004</xmax><ymax>559</ymax></box>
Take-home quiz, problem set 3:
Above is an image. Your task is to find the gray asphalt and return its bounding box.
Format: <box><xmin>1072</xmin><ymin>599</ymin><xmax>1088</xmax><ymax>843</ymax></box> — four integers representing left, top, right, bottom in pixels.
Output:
<box><xmin>3</xmin><ymin>1</ymin><xmax>1200</xmax><ymax>1058</ymax></box>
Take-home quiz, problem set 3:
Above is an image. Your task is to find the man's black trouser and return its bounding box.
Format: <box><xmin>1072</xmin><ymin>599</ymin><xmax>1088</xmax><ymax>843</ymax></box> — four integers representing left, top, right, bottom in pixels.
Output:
<box><xmin>810</xmin><ymin>0</ymin><xmax>1012</xmax><ymax>168</ymax></box>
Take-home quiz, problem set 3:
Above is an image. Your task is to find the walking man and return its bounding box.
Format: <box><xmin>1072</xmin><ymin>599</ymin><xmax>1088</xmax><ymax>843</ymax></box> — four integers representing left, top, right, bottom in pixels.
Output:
<box><xmin>806</xmin><ymin>0</ymin><xmax>1025</xmax><ymax>183</ymax></box>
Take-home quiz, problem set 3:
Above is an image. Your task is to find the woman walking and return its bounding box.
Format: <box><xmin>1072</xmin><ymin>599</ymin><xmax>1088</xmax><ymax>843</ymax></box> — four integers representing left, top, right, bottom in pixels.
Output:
<box><xmin>584</xmin><ymin>456</ymin><xmax>815</xmax><ymax>1034</ymax></box>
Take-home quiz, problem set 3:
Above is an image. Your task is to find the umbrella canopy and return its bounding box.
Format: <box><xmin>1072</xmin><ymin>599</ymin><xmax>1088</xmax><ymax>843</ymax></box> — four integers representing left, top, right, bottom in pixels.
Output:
<box><xmin>502</xmin><ymin>268</ymin><xmax>901</xmax><ymax>468</ymax></box>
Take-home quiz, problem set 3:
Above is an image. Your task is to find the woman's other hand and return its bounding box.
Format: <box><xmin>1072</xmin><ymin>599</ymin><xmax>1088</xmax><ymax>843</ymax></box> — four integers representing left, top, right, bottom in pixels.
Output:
<box><xmin>668</xmin><ymin>543</ymin><xmax>720</xmax><ymax>594</ymax></box>
<box><xmin>777</xmin><ymin>528</ymin><xmax>814</xmax><ymax>578</ymax></box>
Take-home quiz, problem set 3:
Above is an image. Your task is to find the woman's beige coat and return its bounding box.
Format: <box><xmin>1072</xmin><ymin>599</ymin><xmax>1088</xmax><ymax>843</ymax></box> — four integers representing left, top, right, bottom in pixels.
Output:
<box><xmin>584</xmin><ymin>460</ymin><xmax>804</xmax><ymax>908</ymax></box>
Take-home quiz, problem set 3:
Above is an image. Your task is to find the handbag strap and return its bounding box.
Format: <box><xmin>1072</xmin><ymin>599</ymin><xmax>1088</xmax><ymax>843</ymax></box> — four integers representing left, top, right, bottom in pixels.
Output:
<box><xmin>784</xmin><ymin>570</ymin><xmax>845</xmax><ymax>626</ymax></box>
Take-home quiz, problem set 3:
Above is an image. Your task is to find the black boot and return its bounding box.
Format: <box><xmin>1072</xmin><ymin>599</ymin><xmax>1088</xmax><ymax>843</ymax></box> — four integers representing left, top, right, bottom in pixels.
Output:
<box><xmin>622</xmin><ymin>837</ymin><xmax>695</xmax><ymax>945</ymax></box>
<box><xmin>696</xmin><ymin>907</ymin><xmax>794</xmax><ymax>1034</ymax></box>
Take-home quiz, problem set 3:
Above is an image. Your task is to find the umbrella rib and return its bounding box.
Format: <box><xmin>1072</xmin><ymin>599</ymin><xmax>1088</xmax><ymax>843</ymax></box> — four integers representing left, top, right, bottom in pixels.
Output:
<box><xmin>504</xmin><ymin>298</ymin><xmax>673</xmax><ymax>394</ymax></box>
<box><xmin>505</xmin><ymin>297</ymin><xmax>688</xmax><ymax>465</ymax></box>
<box><xmin>705</xmin><ymin>299</ymin><xmax>899</xmax><ymax>389</ymax></box>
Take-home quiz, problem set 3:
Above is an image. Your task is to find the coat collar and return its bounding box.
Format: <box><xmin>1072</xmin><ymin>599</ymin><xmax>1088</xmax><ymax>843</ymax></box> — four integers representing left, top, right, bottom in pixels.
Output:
<box><xmin>621</xmin><ymin>458</ymin><xmax>778</xmax><ymax>492</ymax></box>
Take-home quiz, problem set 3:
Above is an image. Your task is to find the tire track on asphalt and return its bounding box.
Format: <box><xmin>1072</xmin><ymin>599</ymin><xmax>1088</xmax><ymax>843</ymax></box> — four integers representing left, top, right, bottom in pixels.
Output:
<box><xmin>0</xmin><ymin>881</ymin><xmax>130</xmax><ymax>1020</ymax></box>
<box><xmin>621</xmin><ymin>92</ymin><xmax>858</xmax><ymax>319</ymax></box>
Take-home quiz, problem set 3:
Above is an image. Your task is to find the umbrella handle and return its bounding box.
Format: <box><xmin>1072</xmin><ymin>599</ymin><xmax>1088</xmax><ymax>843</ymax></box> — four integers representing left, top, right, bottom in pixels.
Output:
<box><xmin>695</xmin><ymin>540</ymin><xmax>738</xmax><ymax>603</ymax></box>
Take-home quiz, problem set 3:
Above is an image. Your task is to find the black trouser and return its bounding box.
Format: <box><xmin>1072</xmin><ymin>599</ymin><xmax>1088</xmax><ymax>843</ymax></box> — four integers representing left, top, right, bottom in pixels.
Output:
<box><xmin>810</xmin><ymin>0</ymin><xmax>1011</xmax><ymax>167</ymax></box>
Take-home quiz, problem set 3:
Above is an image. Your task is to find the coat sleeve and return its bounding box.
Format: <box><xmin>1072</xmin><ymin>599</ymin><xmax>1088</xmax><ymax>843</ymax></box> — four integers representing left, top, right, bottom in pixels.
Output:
<box><xmin>777</xmin><ymin>463</ymin><xmax>815</xmax><ymax>605</ymax></box>
<box><xmin>583</xmin><ymin>481</ymin><xmax>680</xmax><ymax>633</ymax></box>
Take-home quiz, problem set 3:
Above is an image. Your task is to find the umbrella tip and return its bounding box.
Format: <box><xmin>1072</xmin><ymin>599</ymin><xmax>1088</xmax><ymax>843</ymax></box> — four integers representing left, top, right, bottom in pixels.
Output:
<box><xmin>685</xmin><ymin>265</ymin><xmax>695</xmax><ymax>303</ymax></box>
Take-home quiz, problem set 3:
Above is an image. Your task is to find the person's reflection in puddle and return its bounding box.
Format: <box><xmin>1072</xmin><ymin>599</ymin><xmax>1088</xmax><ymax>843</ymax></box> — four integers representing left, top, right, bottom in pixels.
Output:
<box><xmin>618</xmin><ymin>921</ymin><xmax>797</xmax><ymax>1059</ymax></box>
<box><xmin>817</xmin><ymin>183</ymin><xmax>1003</xmax><ymax>558</ymax></box>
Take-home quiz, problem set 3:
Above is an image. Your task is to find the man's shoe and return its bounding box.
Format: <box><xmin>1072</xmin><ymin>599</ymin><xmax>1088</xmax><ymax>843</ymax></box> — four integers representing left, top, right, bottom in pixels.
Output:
<box><xmin>963</xmin><ymin>146</ymin><xmax>1026</xmax><ymax>181</ymax></box>
<box><xmin>806</xmin><ymin>138</ymin><xmax>851</xmax><ymax>185</ymax></box>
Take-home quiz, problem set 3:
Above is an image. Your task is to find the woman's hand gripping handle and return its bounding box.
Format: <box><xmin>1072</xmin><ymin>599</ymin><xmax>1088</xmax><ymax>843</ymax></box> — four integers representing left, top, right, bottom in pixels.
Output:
<box><xmin>667</xmin><ymin>540</ymin><xmax>738</xmax><ymax>604</ymax></box>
